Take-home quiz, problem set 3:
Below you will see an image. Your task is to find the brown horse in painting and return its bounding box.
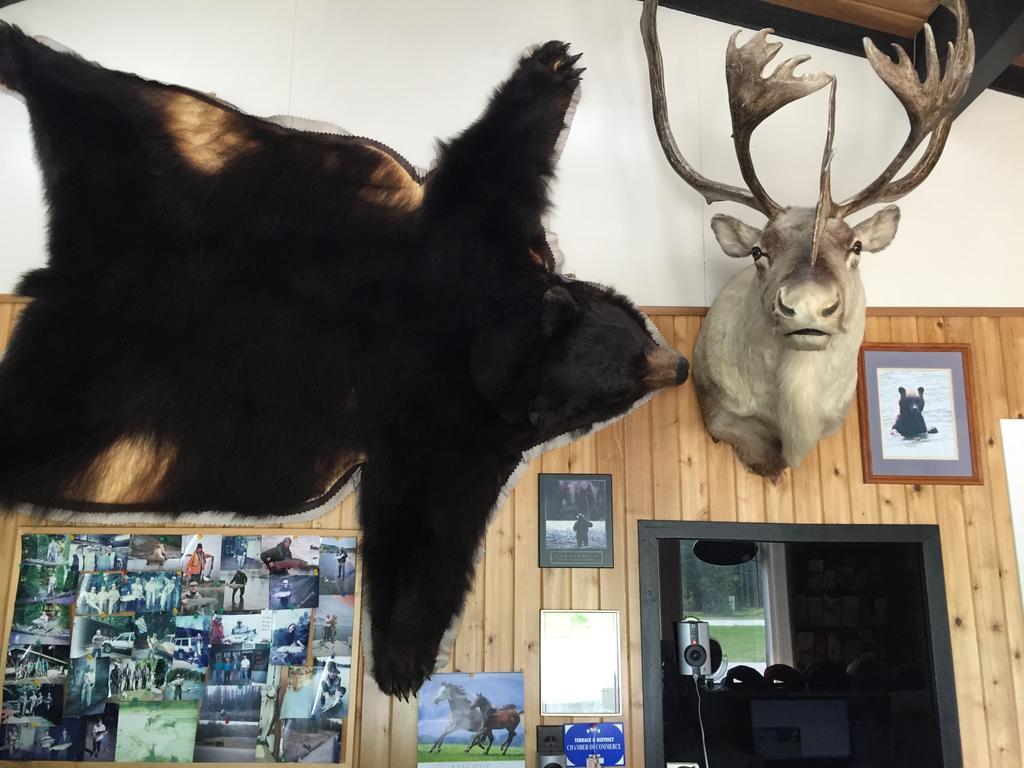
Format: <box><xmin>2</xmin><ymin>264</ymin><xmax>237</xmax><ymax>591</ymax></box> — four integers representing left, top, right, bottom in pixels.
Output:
<box><xmin>466</xmin><ymin>693</ymin><xmax>523</xmax><ymax>755</ymax></box>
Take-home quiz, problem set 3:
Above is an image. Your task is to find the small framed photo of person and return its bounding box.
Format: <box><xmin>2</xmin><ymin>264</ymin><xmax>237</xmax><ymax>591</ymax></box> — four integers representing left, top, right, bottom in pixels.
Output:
<box><xmin>857</xmin><ymin>343</ymin><xmax>982</xmax><ymax>485</ymax></box>
<box><xmin>538</xmin><ymin>473</ymin><xmax>614</xmax><ymax>568</ymax></box>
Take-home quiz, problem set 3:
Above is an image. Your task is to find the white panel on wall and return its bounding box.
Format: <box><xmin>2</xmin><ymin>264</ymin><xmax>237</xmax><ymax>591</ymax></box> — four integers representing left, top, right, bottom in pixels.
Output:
<box><xmin>1</xmin><ymin>0</ymin><xmax>1022</xmax><ymax>307</ymax></box>
<box><xmin>1001</xmin><ymin>419</ymin><xmax>1024</xmax><ymax>614</ymax></box>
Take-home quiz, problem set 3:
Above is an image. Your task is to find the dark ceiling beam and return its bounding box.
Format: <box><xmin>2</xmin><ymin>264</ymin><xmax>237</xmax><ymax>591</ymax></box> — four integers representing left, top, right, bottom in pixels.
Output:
<box><xmin>651</xmin><ymin>0</ymin><xmax>1024</xmax><ymax>101</ymax></box>
<box><xmin>916</xmin><ymin>0</ymin><xmax>1024</xmax><ymax>112</ymax></box>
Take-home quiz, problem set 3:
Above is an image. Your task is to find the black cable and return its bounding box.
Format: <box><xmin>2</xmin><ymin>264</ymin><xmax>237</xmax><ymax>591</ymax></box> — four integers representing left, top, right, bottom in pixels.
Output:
<box><xmin>693</xmin><ymin>672</ymin><xmax>711</xmax><ymax>768</ymax></box>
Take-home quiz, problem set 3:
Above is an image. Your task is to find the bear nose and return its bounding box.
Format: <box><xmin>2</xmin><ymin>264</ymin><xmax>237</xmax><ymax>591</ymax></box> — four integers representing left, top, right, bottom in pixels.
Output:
<box><xmin>644</xmin><ymin>347</ymin><xmax>689</xmax><ymax>389</ymax></box>
<box><xmin>676</xmin><ymin>357</ymin><xmax>689</xmax><ymax>385</ymax></box>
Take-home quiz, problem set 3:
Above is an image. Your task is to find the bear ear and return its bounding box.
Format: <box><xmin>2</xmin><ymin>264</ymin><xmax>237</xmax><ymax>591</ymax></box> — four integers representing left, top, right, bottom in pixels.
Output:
<box><xmin>917</xmin><ymin>387</ymin><xmax>925</xmax><ymax>395</ymax></box>
<box><xmin>898</xmin><ymin>387</ymin><xmax>906</xmax><ymax>397</ymax></box>
<box><xmin>542</xmin><ymin>287</ymin><xmax>579</xmax><ymax>337</ymax></box>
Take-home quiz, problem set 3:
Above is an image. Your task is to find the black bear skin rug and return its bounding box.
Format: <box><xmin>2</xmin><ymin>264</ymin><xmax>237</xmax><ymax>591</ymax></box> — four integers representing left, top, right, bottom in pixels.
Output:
<box><xmin>0</xmin><ymin>24</ymin><xmax>688</xmax><ymax>697</ymax></box>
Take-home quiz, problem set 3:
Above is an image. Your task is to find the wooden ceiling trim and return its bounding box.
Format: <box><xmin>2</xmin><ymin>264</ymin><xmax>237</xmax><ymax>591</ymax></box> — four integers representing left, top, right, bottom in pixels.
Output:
<box><xmin>766</xmin><ymin>0</ymin><xmax>925</xmax><ymax>37</ymax></box>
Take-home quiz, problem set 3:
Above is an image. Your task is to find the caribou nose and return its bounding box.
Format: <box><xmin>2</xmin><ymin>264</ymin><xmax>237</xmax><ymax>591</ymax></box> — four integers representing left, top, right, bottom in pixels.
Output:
<box><xmin>676</xmin><ymin>356</ymin><xmax>689</xmax><ymax>384</ymax></box>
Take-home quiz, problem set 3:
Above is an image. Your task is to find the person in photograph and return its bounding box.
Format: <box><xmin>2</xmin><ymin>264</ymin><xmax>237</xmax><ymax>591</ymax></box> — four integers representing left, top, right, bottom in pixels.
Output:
<box><xmin>232</xmin><ymin>652</ymin><xmax>242</xmax><ymax>683</ymax></box>
<box><xmin>336</xmin><ymin>549</ymin><xmax>349</xmax><ymax>594</ymax></box>
<box><xmin>46</xmin><ymin>571</ymin><xmax>57</xmax><ymax>597</ymax></box>
<box><xmin>318</xmin><ymin>661</ymin><xmax>346</xmax><ymax>715</ymax></box>
<box><xmin>324</xmin><ymin>613</ymin><xmax>337</xmax><ymax>645</ymax></box>
<box><xmin>79</xmin><ymin>585</ymin><xmax>98</xmax><ymax>613</ymax></box>
<box><xmin>181</xmin><ymin>581</ymin><xmax>203</xmax><ymax>611</ymax></box>
<box><xmin>241</xmin><ymin>654</ymin><xmax>251</xmax><ymax>681</ymax></box>
<box><xmin>211</xmin><ymin>615</ymin><xmax>224</xmax><ymax>646</ymax></box>
<box><xmin>274</xmin><ymin>578</ymin><xmax>292</xmax><ymax>608</ymax></box>
<box><xmin>87</xmin><ymin>718</ymin><xmax>107</xmax><ymax>757</ymax></box>
<box><xmin>68</xmin><ymin>547</ymin><xmax>80</xmax><ymax>589</ymax></box>
<box><xmin>144</xmin><ymin>576</ymin><xmax>161</xmax><ymax>610</ymax></box>
<box><xmin>159</xmin><ymin>575</ymin><xmax>177</xmax><ymax>611</ymax></box>
<box><xmin>104</xmin><ymin>583</ymin><xmax>120</xmax><ymax>614</ymax></box>
<box><xmin>573</xmin><ymin>512</ymin><xmax>593</xmax><ymax>548</ymax></box>
<box><xmin>128</xmin><ymin>578</ymin><xmax>145</xmax><ymax>612</ymax></box>
<box><xmin>183</xmin><ymin>543</ymin><xmax>208</xmax><ymax>582</ymax></box>
<box><xmin>229</xmin><ymin>618</ymin><xmax>248</xmax><ymax>641</ymax></box>
<box><xmin>81</xmin><ymin>665</ymin><xmax>95</xmax><ymax>706</ymax></box>
<box><xmin>228</xmin><ymin>569</ymin><xmax>247</xmax><ymax>607</ymax></box>
<box><xmin>169</xmin><ymin>673</ymin><xmax>184</xmax><ymax>701</ymax></box>
<box><xmin>261</xmin><ymin>537</ymin><xmax>293</xmax><ymax>572</ymax></box>
<box><xmin>108</xmin><ymin>662</ymin><xmax>118</xmax><ymax>697</ymax></box>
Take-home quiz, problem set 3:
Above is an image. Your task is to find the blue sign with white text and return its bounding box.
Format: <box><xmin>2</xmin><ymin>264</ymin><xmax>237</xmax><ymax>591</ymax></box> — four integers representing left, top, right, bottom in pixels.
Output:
<box><xmin>563</xmin><ymin>722</ymin><xmax>626</xmax><ymax>766</ymax></box>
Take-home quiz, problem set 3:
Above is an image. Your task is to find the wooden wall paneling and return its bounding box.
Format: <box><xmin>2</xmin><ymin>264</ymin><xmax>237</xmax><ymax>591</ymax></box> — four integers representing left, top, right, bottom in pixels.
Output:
<box><xmin>512</xmin><ymin>459</ymin><xmax>542</xmax><ymax>758</ymax></box>
<box><xmin>998</xmin><ymin>317</ymin><xmax>1024</xmax><ymax>418</ymax></box>
<box><xmin>651</xmin><ymin>317</ymin><xmax>683</xmax><ymax>522</ymax></box>
<box><xmin>596</xmin><ymin>422</ymin><xmax>632</xmax><ymax>736</ymax></box>
<box><xmin>673</xmin><ymin>316</ymin><xmax>709</xmax><ymax>521</ymax></box>
<box><xmin>622</xmin><ymin>397</ymin><xmax>654</xmax><ymax>768</ymax></box>
<box><xmin>816</xmin><ymin>424</ymin><xmax>852</xmax><ymax>524</ymax></box>
<box><xmin>388</xmin><ymin>696</ymin><xmax>418</xmax><ymax>768</ymax></box>
<box><xmin>943</xmin><ymin>316</ymin><xmax>1023</xmax><ymax>767</ymax></box>
<box><xmin>569</xmin><ymin>437</ymin><xmax>601</xmax><ymax>613</ymax></box>
<box><xmin>790</xmin><ymin>448</ymin><xmax>824</xmax><ymax>524</ymax></box>
<box><xmin>2</xmin><ymin>300</ymin><xmax>1024</xmax><ymax>767</ymax></box>
<box><xmin>970</xmin><ymin>317</ymin><xmax>1024</xmax><ymax>758</ymax></box>
<box><xmin>933</xmin><ymin>485</ymin><xmax>994</xmax><ymax>768</ymax></box>
<box><xmin>735</xmin><ymin>460</ymin><xmax>767</xmax><ymax>524</ymax></box>
<box><xmin>842</xmin><ymin>391</ymin><xmax>880</xmax><ymax>523</ymax></box>
<box><xmin>453</xmin><ymin>539</ymin><xmax>486</xmax><ymax>673</ymax></box>
<box><xmin>484</xmin><ymin>492</ymin><xmax>517</xmax><ymax>669</ymax></box>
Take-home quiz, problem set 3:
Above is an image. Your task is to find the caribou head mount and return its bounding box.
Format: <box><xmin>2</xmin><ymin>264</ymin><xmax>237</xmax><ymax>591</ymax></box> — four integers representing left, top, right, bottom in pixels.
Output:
<box><xmin>641</xmin><ymin>0</ymin><xmax>974</xmax><ymax>476</ymax></box>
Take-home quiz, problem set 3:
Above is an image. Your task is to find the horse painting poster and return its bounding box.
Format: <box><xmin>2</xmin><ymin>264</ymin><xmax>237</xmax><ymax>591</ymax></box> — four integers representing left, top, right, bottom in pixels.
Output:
<box><xmin>418</xmin><ymin>672</ymin><xmax>525</xmax><ymax>766</ymax></box>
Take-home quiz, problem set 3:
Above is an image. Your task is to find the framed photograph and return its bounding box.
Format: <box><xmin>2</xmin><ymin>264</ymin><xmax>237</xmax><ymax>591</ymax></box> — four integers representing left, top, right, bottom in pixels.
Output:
<box><xmin>540</xmin><ymin>610</ymin><xmax>621</xmax><ymax>716</ymax></box>
<box><xmin>538</xmin><ymin>473</ymin><xmax>614</xmax><ymax>568</ymax></box>
<box><xmin>857</xmin><ymin>343</ymin><xmax>982</xmax><ymax>485</ymax></box>
<box><xmin>417</xmin><ymin>672</ymin><xmax>525</xmax><ymax>766</ymax></box>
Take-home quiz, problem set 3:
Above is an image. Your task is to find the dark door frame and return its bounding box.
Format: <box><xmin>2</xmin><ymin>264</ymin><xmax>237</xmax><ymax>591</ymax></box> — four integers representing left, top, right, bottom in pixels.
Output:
<box><xmin>637</xmin><ymin>520</ymin><xmax>962</xmax><ymax>768</ymax></box>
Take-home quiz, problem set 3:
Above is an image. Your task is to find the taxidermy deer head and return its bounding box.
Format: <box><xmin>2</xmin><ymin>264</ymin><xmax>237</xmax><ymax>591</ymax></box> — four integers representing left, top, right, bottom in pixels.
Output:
<box><xmin>641</xmin><ymin>0</ymin><xmax>973</xmax><ymax>477</ymax></box>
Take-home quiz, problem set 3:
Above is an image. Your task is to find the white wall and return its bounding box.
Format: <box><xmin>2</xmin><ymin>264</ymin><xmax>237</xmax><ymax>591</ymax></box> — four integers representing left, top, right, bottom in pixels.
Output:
<box><xmin>1001</xmin><ymin>420</ymin><xmax>1024</xmax><ymax>614</ymax></box>
<box><xmin>1</xmin><ymin>0</ymin><xmax>1022</xmax><ymax>307</ymax></box>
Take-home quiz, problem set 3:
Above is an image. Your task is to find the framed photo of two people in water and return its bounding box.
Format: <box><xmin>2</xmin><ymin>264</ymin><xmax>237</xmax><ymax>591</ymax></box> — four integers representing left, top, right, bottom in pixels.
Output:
<box><xmin>538</xmin><ymin>474</ymin><xmax>614</xmax><ymax>568</ymax></box>
<box><xmin>857</xmin><ymin>343</ymin><xmax>982</xmax><ymax>485</ymax></box>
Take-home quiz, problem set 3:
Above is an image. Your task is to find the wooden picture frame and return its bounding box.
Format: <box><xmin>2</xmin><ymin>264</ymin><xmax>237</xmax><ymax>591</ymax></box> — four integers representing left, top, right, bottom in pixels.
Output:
<box><xmin>1</xmin><ymin>524</ymin><xmax>362</xmax><ymax>768</ymax></box>
<box><xmin>857</xmin><ymin>343</ymin><xmax>982</xmax><ymax>485</ymax></box>
<box><xmin>538</xmin><ymin>473</ymin><xmax>614</xmax><ymax>568</ymax></box>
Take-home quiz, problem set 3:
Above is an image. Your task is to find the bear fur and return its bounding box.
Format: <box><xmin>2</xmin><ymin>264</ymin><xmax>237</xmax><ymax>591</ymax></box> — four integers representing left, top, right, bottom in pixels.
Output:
<box><xmin>891</xmin><ymin>386</ymin><xmax>939</xmax><ymax>439</ymax></box>
<box><xmin>0</xmin><ymin>26</ymin><xmax>687</xmax><ymax>697</ymax></box>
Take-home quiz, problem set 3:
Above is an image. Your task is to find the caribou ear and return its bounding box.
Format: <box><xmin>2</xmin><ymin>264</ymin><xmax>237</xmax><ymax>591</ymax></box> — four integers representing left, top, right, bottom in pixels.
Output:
<box><xmin>852</xmin><ymin>205</ymin><xmax>900</xmax><ymax>252</ymax></box>
<box><xmin>710</xmin><ymin>214</ymin><xmax>762</xmax><ymax>258</ymax></box>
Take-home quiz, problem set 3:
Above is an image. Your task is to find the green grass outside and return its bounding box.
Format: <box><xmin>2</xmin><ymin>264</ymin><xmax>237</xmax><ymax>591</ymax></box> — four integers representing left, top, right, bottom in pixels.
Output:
<box><xmin>417</xmin><ymin>743</ymin><xmax>526</xmax><ymax>762</ymax></box>
<box><xmin>689</xmin><ymin>607</ymin><xmax>765</xmax><ymax>620</ymax></box>
<box><xmin>708</xmin><ymin>623</ymin><xmax>766</xmax><ymax>663</ymax></box>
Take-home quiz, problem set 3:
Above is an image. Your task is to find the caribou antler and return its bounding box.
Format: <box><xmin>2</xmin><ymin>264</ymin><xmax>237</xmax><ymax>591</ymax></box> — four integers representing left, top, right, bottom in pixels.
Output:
<box><xmin>640</xmin><ymin>0</ymin><xmax>830</xmax><ymax>217</ymax></box>
<box><xmin>833</xmin><ymin>0</ymin><xmax>974</xmax><ymax>217</ymax></box>
<box><xmin>726</xmin><ymin>30</ymin><xmax>833</xmax><ymax>217</ymax></box>
<box><xmin>640</xmin><ymin>0</ymin><xmax>758</xmax><ymax>211</ymax></box>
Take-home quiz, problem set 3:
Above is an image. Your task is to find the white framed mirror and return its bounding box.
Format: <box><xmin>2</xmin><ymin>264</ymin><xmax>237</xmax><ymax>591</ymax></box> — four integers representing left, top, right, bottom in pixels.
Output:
<box><xmin>540</xmin><ymin>609</ymin><xmax>621</xmax><ymax>716</ymax></box>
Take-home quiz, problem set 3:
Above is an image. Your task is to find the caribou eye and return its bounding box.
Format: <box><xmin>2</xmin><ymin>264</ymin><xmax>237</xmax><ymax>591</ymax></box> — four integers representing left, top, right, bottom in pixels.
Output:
<box><xmin>751</xmin><ymin>246</ymin><xmax>763</xmax><ymax>259</ymax></box>
<box><xmin>851</xmin><ymin>240</ymin><xmax>862</xmax><ymax>255</ymax></box>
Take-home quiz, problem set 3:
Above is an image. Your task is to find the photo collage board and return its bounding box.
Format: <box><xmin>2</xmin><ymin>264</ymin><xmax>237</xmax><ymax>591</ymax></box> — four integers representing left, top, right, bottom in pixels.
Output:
<box><xmin>2</xmin><ymin>529</ymin><xmax>359</xmax><ymax>764</ymax></box>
